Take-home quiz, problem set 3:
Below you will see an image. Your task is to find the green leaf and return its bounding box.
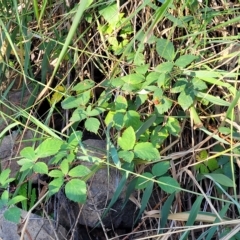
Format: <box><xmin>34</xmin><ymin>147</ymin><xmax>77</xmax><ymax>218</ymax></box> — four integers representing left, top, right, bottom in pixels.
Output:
<box><xmin>158</xmin><ymin>176</ymin><xmax>180</xmax><ymax>193</ymax></box>
<box><xmin>118</xmin><ymin>126</ymin><xmax>136</xmax><ymax>150</ymax></box>
<box><xmin>8</xmin><ymin>195</ymin><xmax>27</xmax><ymax>206</ymax></box>
<box><xmin>115</xmin><ymin>95</ymin><xmax>128</xmax><ymax>111</ymax></box>
<box><xmin>48</xmin><ymin>170</ymin><xmax>64</xmax><ymax>178</ymax></box>
<box><xmin>135</xmin><ymin>64</ymin><xmax>149</xmax><ymax>75</ymax></box>
<box><xmin>33</xmin><ymin>162</ymin><xmax>48</xmax><ymax>174</ymax></box>
<box><xmin>0</xmin><ymin>169</ymin><xmax>11</xmax><ymax>185</ymax></box>
<box><xmin>178</xmin><ymin>88</ymin><xmax>194</xmax><ymax>110</ymax></box>
<box><xmin>151</xmin><ymin>126</ymin><xmax>169</xmax><ymax>147</ymax></box>
<box><xmin>35</xmin><ymin>138</ymin><xmax>63</xmax><ymax>158</ymax></box>
<box><xmin>174</xmin><ymin>55</ymin><xmax>197</xmax><ymax>68</ymax></box>
<box><xmin>65</xmin><ymin>179</ymin><xmax>87</xmax><ymax>203</ymax></box>
<box><xmin>72</xmin><ymin>79</ymin><xmax>95</xmax><ymax>93</ymax></box>
<box><xmin>20</xmin><ymin>147</ymin><xmax>36</xmax><ymax>160</ymax></box>
<box><xmin>88</xmin><ymin>107</ymin><xmax>106</xmax><ymax>117</ymax></box>
<box><xmin>155</xmin><ymin>62</ymin><xmax>174</xmax><ymax>73</ymax></box>
<box><xmin>156</xmin><ymin>39</ymin><xmax>175</xmax><ymax>61</ymax></box>
<box><xmin>171</xmin><ymin>79</ymin><xmax>188</xmax><ymax>93</ymax></box>
<box><xmin>113</xmin><ymin>112</ymin><xmax>124</xmax><ymax>130</ymax></box>
<box><xmin>118</xmin><ymin>150</ymin><xmax>134</xmax><ymax>163</ymax></box>
<box><xmin>204</xmin><ymin>173</ymin><xmax>234</xmax><ymax>187</ymax></box>
<box><xmin>152</xmin><ymin>161</ymin><xmax>170</xmax><ymax>177</ymax></box>
<box><xmin>17</xmin><ymin>158</ymin><xmax>34</xmax><ymax>166</ymax></box>
<box><xmin>4</xmin><ymin>207</ymin><xmax>21</xmax><ymax>223</ymax></box>
<box><xmin>124</xmin><ymin>110</ymin><xmax>142</xmax><ymax>131</ymax></box>
<box><xmin>134</xmin><ymin>142</ymin><xmax>160</xmax><ymax>161</ymax></box>
<box><xmin>155</xmin><ymin>97</ymin><xmax>172</xmax><ymax>114</ymax></box>
<box><xmin>1</xmin><ymin>190</ymin><xmax>8</xmax><ymax>202</ymax></box>
<box><xmin>99</xmin><ymin>3</ymin><xmax>119</xmax><ymax>25</ymax></box>
<box><xmin>135</xmin><ymin>172</ymin><xmax>154</xmax><ymax>189</ymax></box>
<box><xmin>206</xmin><ymin>159</ymin><xmax>219</xmax><ymax>172</ymax></box>
<box><xmin>48</xmin><ymin>178</ymin><xmax>64</xmax><ymax>197</ymax></box>
<box><xmin>165</xmin><ymin>117</ymin><xmax>181</xmax><ymax>136</ymax></box>
<box><xmin>192</xmin><ymin>78</ymin><xmax>208</xmax><ymax>91</ymax></box>
<box><xmin>121</xmin><ymin>74</ymin><xmax>145</xmax><ymax>85</ymax></box>
<box><xmin>68</xmin><ymin>165</ymin><xmax>91</xmax><ymax>177</ymax></box>
<box><xmin>61</xmin><ymin>90</ymin><xmax>91</xmax><ymax>109</ymax></box>
<box><xmin>196</xmin><ymin>150</ymin><xmax>208</xmax><ymax>161</ymax></box>
<box><xmin>19</xmin><ymin>161</ymin><xmax>34</xmax><ymax>172</ymax></box>
<box><xmin>84</xmin><ymin>117</ymin><xmax>100</xmax><ymax>134</ymax></box>
<box><xmin>70</xmin><ymin>108</ymin><xmax>88</xmax><ymax>122</ymax></box>
<box><xmin>60</xmin><ymin>159</ymin><xmax>69</xmax><ymax>175</ymax></box>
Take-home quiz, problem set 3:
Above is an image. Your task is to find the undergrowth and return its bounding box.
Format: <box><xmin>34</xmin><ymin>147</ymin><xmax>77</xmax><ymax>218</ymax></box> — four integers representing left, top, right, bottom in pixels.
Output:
<box><xmin>0</xmin><ymin>0</ymin><xmax>240</xmax><ymax>239</ymax></box>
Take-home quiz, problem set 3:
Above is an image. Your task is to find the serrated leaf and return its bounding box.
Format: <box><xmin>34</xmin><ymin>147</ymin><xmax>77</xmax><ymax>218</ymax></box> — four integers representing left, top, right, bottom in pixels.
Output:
<box><xmin>48</xmin><ymin>170</ymin><xmax>64</xmax><ymax>178</ymax></box>
<box><xmin>165</xmin><ymin>117</ymin><xmax>181</xmax><ymax>136</ymax></box>
<box><xmin>171</xmin><ymin>79</ymin><xmax>188</xmax><ymax>93</ymax></box>
<box><xmin>68</xmin><ymin>165</ymin><xmax>91</xmax><ymax>177</ymax></box>
<box><xmin>20</xmin><ymin>147</ymin><xmax>36</xmax><ymax>160</ymax></box>
<box><xmin>50</xmin><ymin>85</ymin><xmax>66</xmax><ymax>105</ymax></box>
<box><xmin>155</xmin><ymin>97</ymin><xmax>172</xmax><ymax>114</ymax></box>
<box><xmin>33</xmin><ymin>162</ymin><xmax>48</xmax><ymax>174</ymax></box>
<box><xmin>192</xmin><ymin>78</ymin><xmax>208</xmax><ymax>91</ymax></box>
<box><xmin>61</xmin><ymin>90</ymin><xmax>91</xmax><ymax>109</ymax></box>
<box><xmin>121</xmin><ymin>74</ymin><xmax>145</xmax><ymax>85</ymax></box>
<box><xmin>17</xmin><ymin>158</ymin><xmax>34</xmax><ymax>166</ymax></box>
<box><xmin>4</xmin><ymin>207</ymin><xmax>21</xmax><ymax>223</ymax></box>
<box><xmin>134</xmin><ymin>142</ymin><xmax>160</xmax><ymax>161</ymax></box>
<box><xmin>99</xmin><ymin>3</ymin><xmax>119</xmax><ymax>25</ymax></box>
<box><xmin>35</xmin><ymin>138</ymin><xmax>63</xmax><ymax>158</ymax></box>
<box><xmin>118</xmin><ymin>150</ymin><xmax>134</xmax><ymax>163</ymax></box>
<box><xmin>115</xmin><ymin>95</ymin><xmax>128</xmax><ymax>111</ymax></box>
<box><xmin>135</xmin><ymin>172</ymin><xmax>153</xmax><ymax>189</ymax></box>
<box><xmin>60</xmin><ymin>159</ymin><xmax>69</xmax><ymax>175</ymax></box>
<box><xmin>84</xmin><ymin>117</ymin><xmax>100</xmax><ymax>134</ymax></box>
<box><xmin>174</xmin><ymin>55</ymin><xmax>198</xmax><ymax>68</ymax></box>
<box><xmin>158</xmin><ymin>176</ymin><xmax>180</xmax><ymax>193</ymax></box>
<box><xmin>155</xmin><ymin>62</ymin><xmax>174</xmax><ymax>73</ymax></box>
<box><xmin>204</xmin><ymin>173</ymin><xmax>234</xmax><ymax>187</ymax></box>
<box><xmin>113</xmin><ymin>112</ymin><xmax>124</xmax><ymax>130</ymax></box>
<box><xmin>88</xmin><ymin>107</ymin><xmax>106</xmax><ymax>116</ymax></box>
<box><xmin>152</xmin><ymin>161</ymin><xmax>170</xmax><ymax>177</ymax></box>
<box><xmin>156</xmin><ymin>39</ymin><xmax>175</xmax><ymax>61</ymax></box>
<box><xmin>118</xmin><ymin>126</ymin><xmax>136</xmax><ymax>150</ymax></box>
<box><xmin>178</xmin><ymin>88</ymin><xmax>194</xmax><ymax>110</ymax></box>
<box><xmin>151</xmin><ymin>126</ymin><xmax>169</xmax><ymax>147</ymax></box>
<box><xmin>48</xmin><ymin>178</ymin><xmax>64</xmax><ymax>197</ymax></box>
<box><xmin>124</xmin><ymin>110</ymin><xmax>142</xmax><ymax>130</ymax></box>
<box><xmin>65</xmin><ymin>179</ymin><xmax>87</xmax><ymax>203</ymax></box>
<box><xmin>135</xmin><ymin>64</ymin><xmax>149</xmax><ymax>75</ymax></box>
<box><xmin>70</xmin><ymin>108</ymin><xmax>88</xmax><ymax>122</ymax></box>
<box><xmin>19</xmin><ymin>161</ymin><xmax>34</xmax><ymax>172</ymax></box>
<box><xmin>72</xmin><ymin>79</ymin><xmax>95</xmax><ymax>93</ymax></box>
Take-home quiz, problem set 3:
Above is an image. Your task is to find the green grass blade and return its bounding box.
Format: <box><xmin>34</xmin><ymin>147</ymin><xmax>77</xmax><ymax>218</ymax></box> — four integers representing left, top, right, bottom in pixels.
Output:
<box><xmin>136</xmin><ymin>114</ymin><xmax>156</xmax><ymax>141</ymax></box>
<box><xmin>159</xmin><ymin>193</ymin><xmax>175</xmax><ymax>233</ymax></box>
<box><xmin>51</xmin><ymin>0</ymin><xmax>93</xmax><ymax>78</ymax></box>
<box><xmin>134</xmin><ymin>181</ymin><xmax>154</xmax><ymax>225</ymax></box>
<box><xmin>180</xmin><ymin>196</ymin><xmax>204</xmax><ymax>240</ymax></box>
